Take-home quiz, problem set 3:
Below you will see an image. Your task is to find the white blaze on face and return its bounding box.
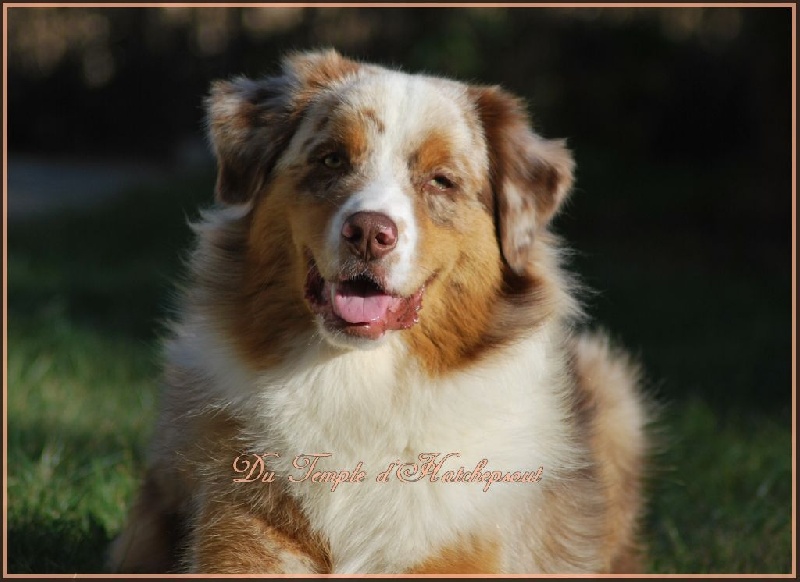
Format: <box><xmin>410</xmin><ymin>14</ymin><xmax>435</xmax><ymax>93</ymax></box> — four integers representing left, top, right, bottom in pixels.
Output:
<box><xmin>322</xmin><ymin>73</ymin><xmax>476</xmax><ymax>295</ymax></box>
<box><xmin>327</xmin><ymin>181</ymin><xmax>417</xmax><ymax>293</ymax></box>
<box><xmin>277</xmin><ymin>69</ymin><xmax>482</xmax><ymax>296</ymax></box>
<box><xmin>323</xmin><ymin>74</ymin><xmax>418</xmax><ymax>294</ymax></box>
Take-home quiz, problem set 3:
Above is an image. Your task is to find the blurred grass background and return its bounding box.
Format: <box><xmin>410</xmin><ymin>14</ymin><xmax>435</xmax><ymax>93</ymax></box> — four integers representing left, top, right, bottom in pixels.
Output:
<box><xmin>5</xmin><ymin>6</ymin><xmax>794</xmax><ymax>574</ymax></box>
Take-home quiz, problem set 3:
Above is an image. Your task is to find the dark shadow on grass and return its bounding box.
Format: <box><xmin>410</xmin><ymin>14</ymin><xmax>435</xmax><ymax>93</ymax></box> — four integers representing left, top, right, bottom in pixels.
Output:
<box><xmin>7</xmin><ymin>169</ymin><xmax>215</xmax><ymax>342</ymax></box>
<box><xmin>7</xmin><ymin>515</ymin><xmax>111</xmax><ymax>574</ymax></box>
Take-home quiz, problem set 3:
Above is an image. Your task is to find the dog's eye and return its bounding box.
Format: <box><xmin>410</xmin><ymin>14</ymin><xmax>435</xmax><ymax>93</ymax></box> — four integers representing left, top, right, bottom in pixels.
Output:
<box><xmin>429</xmin><ymin>175</ymin><xmax>455</xmax><ymax>191</ymax></box>
<box><xmin>321</xmin><ymin>153</ymin><xmax>345</xmax><ymax>169</ymax></box>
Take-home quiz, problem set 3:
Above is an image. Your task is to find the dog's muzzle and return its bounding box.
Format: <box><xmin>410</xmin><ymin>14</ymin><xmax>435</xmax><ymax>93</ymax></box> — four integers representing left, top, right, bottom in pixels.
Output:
<box><xmin>303</xmin><ymin>211</ymin><xmax>426</xmax><ymax>340</ymax></box>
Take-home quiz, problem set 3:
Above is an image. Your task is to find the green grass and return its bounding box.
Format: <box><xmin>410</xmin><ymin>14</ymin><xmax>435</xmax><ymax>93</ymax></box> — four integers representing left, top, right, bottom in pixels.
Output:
<box><xmin>646</xmin><ymin>400</ymin><xmax>792</xmax><ymax>573</ymax></box>
<box><xmin>7</xmin><ymin>312</ymin><xmax>158</xmax><ymax>573</ymax></box>
<box><xmin>7</xmin><ymin>171</ymin><xmax>213</xmax><ymax>573</ymax></box>
<box><xmin>5</xmin><ymin>164</ymin><xmax>793</xmax><ymax>574</ymax></box>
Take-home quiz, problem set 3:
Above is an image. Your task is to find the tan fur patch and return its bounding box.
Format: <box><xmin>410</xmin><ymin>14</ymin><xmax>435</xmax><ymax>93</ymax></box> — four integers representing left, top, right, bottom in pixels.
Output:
<box><xmin>285</xmin><ymin>49</ymin><xmax>363</xmax><ymax>116</ymax></box>
<box><xmin>182</xmin><ymin>408</ymin><xmax>331</xmax><ymax>573</ymax></box>
<box><xmin>111</xmin><ymin>375</ymin><xmax>333</xmax><ymax>573</ymax></box>
<box><xmin>403</xmin><ymin>195</ymin><xmax>504</xmax><ymax>375</ymax></box>
<box><xmin>409</xmin><ymin>536</ymin><xmax>500</xmax><ymax>574</ymax></box>
<box><xmin>360</xmin><ymin>108</ymin><xmax>385</xmax><ymax>133</ymax></box>
<box><xmin>227</xmin><ymin>182</ymin><xmax>322</xmax><ymax>369</ymax></box>
<box><xmin>404</xmin><ymin>208</ymin><xmax>575</xmax><ymax>376</ymax></box>
<box><xmin>411</xmin><ymin>133</ymin><xmax>454</xmax><ymax>177</ymax></box>
<box><xmin>329</xmin><ymin>114</ymin><xmax>370</xmax><ymax>166</ymax></box>
<box><xmin>183</xmin><ymin>197</ymin><xmax>314</xmax><ymax>371</ymax></box>
<box><xmin>189</xmin><ymin>493</ymin><xmax>329</xmax><ymax>574</ymax></box>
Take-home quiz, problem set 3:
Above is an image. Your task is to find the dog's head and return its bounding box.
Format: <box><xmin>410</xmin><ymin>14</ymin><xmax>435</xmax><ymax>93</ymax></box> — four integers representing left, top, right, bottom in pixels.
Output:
<box><xmin>205</xmin><ymin>50</ymin><xmax>573</xmax><ymax>365</ymax></box>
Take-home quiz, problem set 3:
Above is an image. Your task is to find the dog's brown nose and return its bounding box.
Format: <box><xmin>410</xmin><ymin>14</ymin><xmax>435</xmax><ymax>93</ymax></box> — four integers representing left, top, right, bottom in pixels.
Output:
<box><xmin>342</xmin><ymin>212</ymin><xmax>398</xmax><ymax>260</ymax></box>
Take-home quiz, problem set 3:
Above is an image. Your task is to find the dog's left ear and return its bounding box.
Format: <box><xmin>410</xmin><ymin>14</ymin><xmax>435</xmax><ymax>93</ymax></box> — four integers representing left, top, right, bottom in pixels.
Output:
<box><xmin>469</xmin><ymin>85</ymin><xmax>574</xmax><ymax>276</ymax></box>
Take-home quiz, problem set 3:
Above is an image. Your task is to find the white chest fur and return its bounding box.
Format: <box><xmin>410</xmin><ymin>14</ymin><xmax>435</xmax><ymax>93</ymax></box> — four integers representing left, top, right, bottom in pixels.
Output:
<box><xmin>181</xmin><ymin>322</ymin><xmax>580</xmax><ymax>573</ymax></box>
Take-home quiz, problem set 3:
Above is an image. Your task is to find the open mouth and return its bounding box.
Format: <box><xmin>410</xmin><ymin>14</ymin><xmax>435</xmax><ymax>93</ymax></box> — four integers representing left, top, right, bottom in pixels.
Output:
<box><xmin>304</xmin><ymin>254</ymin><xmax>425</xmax><ymax>340</ymax></box>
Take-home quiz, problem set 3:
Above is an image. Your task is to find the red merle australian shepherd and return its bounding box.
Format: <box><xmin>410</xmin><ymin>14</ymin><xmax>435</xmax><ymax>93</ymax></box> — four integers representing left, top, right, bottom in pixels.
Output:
<box><xmin>109</xmin><ymin>49</ymin><xmax>650</xmax><ymax>574</ymax></box>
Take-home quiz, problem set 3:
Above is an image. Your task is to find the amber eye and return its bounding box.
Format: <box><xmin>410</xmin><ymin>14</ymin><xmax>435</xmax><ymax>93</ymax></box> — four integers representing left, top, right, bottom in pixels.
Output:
<box><xmin>322</xmin><ymin>153</ymin><xmax>345</xmax><ymax>169</ymax></box>
<box><xmin>429</xmin><ymin>174</ymin><xmax>455</xmax><ymax>191</ymax></box>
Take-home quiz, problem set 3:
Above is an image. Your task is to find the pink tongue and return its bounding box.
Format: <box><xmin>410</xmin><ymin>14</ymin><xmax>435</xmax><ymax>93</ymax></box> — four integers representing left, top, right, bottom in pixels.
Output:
<box><xmin>333</xmin><ymin>286</ymin><xmax>394</xmax><ymax>324</ymax></box>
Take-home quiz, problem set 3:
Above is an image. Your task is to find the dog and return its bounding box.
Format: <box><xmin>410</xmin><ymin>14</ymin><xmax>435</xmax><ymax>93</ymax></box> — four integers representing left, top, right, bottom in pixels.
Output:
<box><xmin>108</xmin><ymin>49</ymin><xmax>649</xmax><ymax>574</ymax></box>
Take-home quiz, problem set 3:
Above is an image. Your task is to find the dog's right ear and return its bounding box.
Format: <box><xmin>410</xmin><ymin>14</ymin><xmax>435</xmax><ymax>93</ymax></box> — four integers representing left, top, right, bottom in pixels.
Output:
<box><xmin>205</xmin><ymin>49</ymin><xmax>362</xmax><ymax>204</ymax></box>
<box><xmin>205</xmin><ymin>76</ymin><xmax>292</xmax><ymax>204</ymax></box>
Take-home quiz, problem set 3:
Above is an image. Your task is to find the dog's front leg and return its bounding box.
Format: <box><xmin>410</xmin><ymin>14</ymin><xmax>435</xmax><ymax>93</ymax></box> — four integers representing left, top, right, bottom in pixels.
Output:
<box><xmin>186</xmin><ymin>495</ymin><xmax>329</xmax><ymax>574</ymax></box>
